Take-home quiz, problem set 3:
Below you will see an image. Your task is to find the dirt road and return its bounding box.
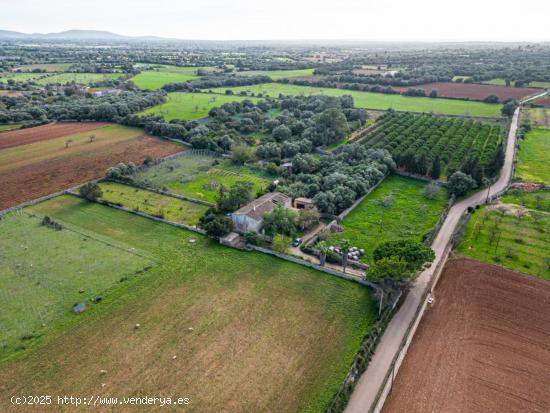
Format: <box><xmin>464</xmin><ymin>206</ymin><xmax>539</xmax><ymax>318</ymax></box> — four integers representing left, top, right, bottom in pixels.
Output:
<box><xmin>344</xmin><ymin>106</ymin><xmax>521</xmax><ymax>413</ymax></box>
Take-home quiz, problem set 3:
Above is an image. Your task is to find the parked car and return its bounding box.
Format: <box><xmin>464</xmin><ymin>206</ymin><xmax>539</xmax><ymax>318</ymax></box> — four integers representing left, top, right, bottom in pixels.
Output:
<box><xmin>292</xmin><ymin>238</ymin><xmax>302</xmax><ymax>247</ymax></box>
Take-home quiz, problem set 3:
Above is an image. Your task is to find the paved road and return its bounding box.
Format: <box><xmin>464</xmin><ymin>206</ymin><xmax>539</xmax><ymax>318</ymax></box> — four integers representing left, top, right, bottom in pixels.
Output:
<box><xmin>344</xmin><ymin>106</ymin><xmax>521</xmax><ymax>413</ymax></box>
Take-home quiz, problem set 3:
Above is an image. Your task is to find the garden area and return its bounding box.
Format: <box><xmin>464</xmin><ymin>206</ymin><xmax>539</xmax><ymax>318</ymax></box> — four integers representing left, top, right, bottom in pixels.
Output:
<box><xmin>456</xmin><ymin>190</ymin><xmax>550</xmax><ymax>279</ymax></box>
<box><xmin>331</xmin><ymin>175</ymin><xmax>448</xmax><ymax>262</ymax></box>
<box><xmin>130</xmin><ymin>155</ymin><xmax>270</xmax><ymax>203</ymax></box>
<box><xmin>97</xmin><ymin>181</ymin><xmax>210</xmax><ymax>225</ymax></box>
<box><xmin>515</xmin><ymin>128</ymin><xmax>550</xmax><ymax>184</ymax></box>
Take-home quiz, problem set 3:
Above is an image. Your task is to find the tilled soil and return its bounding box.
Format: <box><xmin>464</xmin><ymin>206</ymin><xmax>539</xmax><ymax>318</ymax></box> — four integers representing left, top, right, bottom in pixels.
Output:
<box><xmin>392</xmin><ymin>82</ymin><xmax>540</xmax><ymax>102</ymax></box>
<box><xmin>0</xmin><ymin>135</ymin><xmax>182</xmax><ymax>210</ymax></box>
<box><xmin>383</xmin><ymin>257</ymin><xmax>550</xmax><ymax>413</ymax></box>
<box><xmin>0</xmin><ymin>122</ymin><xmax>111</xmax><ymax>150</ymax></box>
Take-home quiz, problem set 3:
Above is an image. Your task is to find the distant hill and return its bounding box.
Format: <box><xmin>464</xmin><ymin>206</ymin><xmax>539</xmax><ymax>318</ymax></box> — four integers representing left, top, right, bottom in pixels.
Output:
<box><xmin>0</xmin><ymin>29</ymin><xmax>165</xmax><ymax>41</ymax></box>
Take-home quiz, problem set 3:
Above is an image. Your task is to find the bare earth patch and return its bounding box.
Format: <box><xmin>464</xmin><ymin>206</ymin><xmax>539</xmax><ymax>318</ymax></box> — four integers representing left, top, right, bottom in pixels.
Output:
<box><xmin>383</xmin><ymin>257</ymin><xmax>550</xmax><ymax>413</ymax></box>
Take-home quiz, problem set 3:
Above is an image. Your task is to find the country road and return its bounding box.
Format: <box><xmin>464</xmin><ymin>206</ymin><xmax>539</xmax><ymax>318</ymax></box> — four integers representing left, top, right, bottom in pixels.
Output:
<box><xmin>344</xmin><ymin>105</ymin><xmax>521</xmax><ymax>413</ymax></box>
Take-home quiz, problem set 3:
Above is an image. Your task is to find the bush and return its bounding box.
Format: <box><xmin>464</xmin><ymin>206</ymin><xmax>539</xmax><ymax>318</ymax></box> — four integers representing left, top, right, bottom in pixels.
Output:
<box><xmin>78</xmin><ymin>182</ymin><xmax>103</xmax><ymax>201</ymax></box>
<box><xmin>199</xmin><ymin>211</ymin><xmax>234</xmax><ymax>238</ymax></box>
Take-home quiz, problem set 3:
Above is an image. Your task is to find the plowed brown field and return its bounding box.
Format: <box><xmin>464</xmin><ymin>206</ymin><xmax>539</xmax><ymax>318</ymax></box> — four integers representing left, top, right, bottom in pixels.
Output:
<box><xmin>383</xmin><ymin>257</ymin><xmax>550</xmax><ymax>413</ymax></box>
<box><xmin>536</xmin><ymin>97</ymin><xmax>550</xmax><ymax>107</ymax></box>
<box><xmin>0</xmin><ymin>122</ymin><xmax>110</xmax><ymax>150</ymax></box>
<box><xmin>393</xmin><ymin>82</ymin><xmax>540</xmax><ymax>102</ymax></box>
<box><xmin>0</xmin><ymin>123</ymin><xmax>183</xmax><ymax>210</ymax></box>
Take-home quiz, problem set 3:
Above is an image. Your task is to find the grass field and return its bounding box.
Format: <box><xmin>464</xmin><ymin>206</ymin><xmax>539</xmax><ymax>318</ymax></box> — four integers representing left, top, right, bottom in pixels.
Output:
<box><xmin>501</xmin><ymin>188</ymin><xmax>550</xmax><ymax>213</ymax></box>
<box><xmin>0</xmin><ymin>195</ymin><xmax>377</xmax><ymax>412</ymax></box>
<box><xmin>456</xmin><ymin>199</ymin><xmax>550</xmax><ymax>279</ymax></box>
<box><xmin>483</xmin><ymin>79</ymin><xmax>550</xmax><ymax>89</ymax></box>
<box><xmin>139</xmin><ymin>92</ymin><xmax>259</xmax><ymax>120</ymax></box>
<box><xmin>521</xmin><ymin>107</ymin><xmax>550</xmax><ymax>128</ymax></box>
<box><xmin>333</xmin><ymin>175</ymin><xmax>448</xmax><ymax>262</ymax></box>
<box><xmin>209</xmin><ymin>83</ymin><xmax>502</xmax><ymax>117</ymax></box>
<box><xmin>98</xmin><ymin>181</ymin><xmax>209</xmax><ymax>225</ymax></box>
<box><xmin>452</xmin><ymin>75</ymin><xmax>470</xmax><ymax>82</ymax></box>
<box><xmin>0</xmin><ymin>72</ymin><xmax>52</xmax><ymax>83</ymax></box>
<box><xmin>515</xmin><ymin>128</ymin><xmax>550</xmax><ymax>183</ymax></box>
<box><xmin>0</xmin><ymin>124</ymin><xmax>21</xmax><ymax>132</ymax></box>
<box><xmin>131</xmin><ymin>66</ymin><xmax>217</xmax><ymax>89</ymax></box>
<box><xmin>12</xmin><ymin>63</ymin><xmax>72</xmax><ymax>72</ymax></box>
<box><xmin>236</xmin><ymin>68</ymin><xmax>315</xmax><ymax>79</ymax></box>
<box><xmin>0</xmin><ymin>210</ymin><xmax>152</xmax><ymax>361</ymax></box>
<box><xmin>34</xmin><ymin>72</ymin><xmax>123</xmax><ymax>85</ymax></box>
<box><xmin>132</xmin><ymin>156</ymin><xmax>269</xmax><ymax>203</ymax></box>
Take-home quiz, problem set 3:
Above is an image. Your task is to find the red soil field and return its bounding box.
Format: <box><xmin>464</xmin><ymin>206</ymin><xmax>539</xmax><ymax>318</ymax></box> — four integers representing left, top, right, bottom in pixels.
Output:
<box><xmin>0</xmin><ymin>122</ymin><xmax>110</xmax><ymax>150</ymax></box>
<box><xmin>0</xmin><ymin>134</ymin><xmax>183</xmax><ymax>210</ymax></box>
<box><xmin>535</xmin><ymin>97</ymin><xmax>550</xmax><ymax>107</ymax></box>
<box><xmin>393</xmin><ymin>82</ymin><xmax>540</xmax><ymax>102</ymax></box>
<box><xmin>383</xmin><ymin>258</ymin><xmax>550</xmax><ymax>413</ymax></box>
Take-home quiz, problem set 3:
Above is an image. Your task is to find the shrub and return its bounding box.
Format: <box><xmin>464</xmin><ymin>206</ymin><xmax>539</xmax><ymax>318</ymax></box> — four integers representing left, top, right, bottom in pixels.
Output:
<box><xmin>78</xmin><ymin>182</ymin><xmax>103</xmax><ymax>201</ymax></box>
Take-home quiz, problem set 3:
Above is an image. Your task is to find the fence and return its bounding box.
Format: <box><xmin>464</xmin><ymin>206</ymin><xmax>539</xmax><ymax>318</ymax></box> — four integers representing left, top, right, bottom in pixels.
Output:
<box><xmin>423</xmin><ymin>195</ymin><xmax>456</xmax><ymax>246</ymax></box>
<box><xmin>247</xmin><ymin>245</ymin><xmax>379</xmax><ymax>290</ymax></box>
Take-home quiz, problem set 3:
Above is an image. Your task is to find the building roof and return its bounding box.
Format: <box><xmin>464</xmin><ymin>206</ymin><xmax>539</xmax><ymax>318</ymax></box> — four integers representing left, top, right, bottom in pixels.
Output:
<box><xmin>295</xmin><ymin>197</ymin><xmax>314</xmax><ymax>204</ymax></box>
<box><xmin>232</xmin><ymin>192</ymin><xmax>290</xmax><ymax>222</ymax></box>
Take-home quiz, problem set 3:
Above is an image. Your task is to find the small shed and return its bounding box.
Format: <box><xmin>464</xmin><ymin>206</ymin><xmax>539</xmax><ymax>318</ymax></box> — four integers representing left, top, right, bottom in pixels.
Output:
<box><xmin>294</xmin><ymin>197</ymin><xmax>316</xmax><ymax>210</ymax></box>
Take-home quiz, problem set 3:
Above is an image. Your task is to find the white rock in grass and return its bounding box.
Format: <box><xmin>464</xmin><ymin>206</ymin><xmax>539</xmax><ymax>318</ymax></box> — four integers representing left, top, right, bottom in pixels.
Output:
<box><xmin>189</xmin><ymin>239</ymin><xmax>196</xmax><ymax>244</ymax></box>
<box><xmin>134</xmin><ymin>323</ymin><xmax>141</xmax><ymax>329</ymax></box>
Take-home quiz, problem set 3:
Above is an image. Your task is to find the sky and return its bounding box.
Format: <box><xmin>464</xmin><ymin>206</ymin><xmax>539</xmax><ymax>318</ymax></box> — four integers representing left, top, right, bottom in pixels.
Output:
<box><xmin>1</xmin><ymin>0</ymin><xmax>549</xmax><ymax>42</ymax></box>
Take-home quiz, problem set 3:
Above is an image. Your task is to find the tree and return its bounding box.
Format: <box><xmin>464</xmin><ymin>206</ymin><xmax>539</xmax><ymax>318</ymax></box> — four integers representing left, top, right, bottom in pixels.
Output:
<box><xmin>429</xmin><ymin>90</ymin><xmax>438</xmax><ymax>98</ymax></box>
<box><xmin>199</xmin><ymin>211</ymin><xmax>234</xmax><ymax>238</ymax></box>
<box><xmin>339</xmin><ymin>239</ymin><xmax>352</xmax><ymax>273</ymax></box>
<box><xmin>484</xmin><ymin>94</ymin><xmax>500</xmax><ymax>103</ymax></box>
<box><xmin>272</xmin><ymin>125</ymin><xmax>292</xmax><ymax>142</ymax></box>
<box><xmin>373</xmin><ymin>239</ymin><xmax>435</xmax><ymax>273</ymax></box>
<box><xmin>231</xmin><ymin>144</ymin><xmax>255</xmax><ymax>165</ymax></box>
<box><xmin>262</xmin><ymin>205</ymin><xmax>297</xmax><ymax>236</ymax></box>
<box><xmin>368</xmin><ymin>256</ymin><xmax>412</xmax><ymax>285</ymax></box>
<box><xmin>447</xmin><ymin>171</ymin><xmax>476</xmax><ymax>197</ymax></box>
<box><xmin>79</xmin><ymin>182</ymin><xmax>102</xmax><ymax>201</ymax></box>
<box><xmin>501</xmin><ymin>100</ymin><xmax>518</xmax><ymax>117</ymax></box>
<box><xmin>272</xmin><ymin>234</ymin><xmax>291</xmax><ymax>254</ymax></box>
<box><xmin>89</xmin><ymin>134</ymin><xmax>96</xmax><ymax>143</ymax></box>
<box><xmin>315</xmin><ymin>241</ymin><xmax>331</xmax><ymax>267</ymax></box>
<box><xmin>65</xmin><ymin>138</ymin><xmax>73</xmax><ymax>148</ymax></box>
<box><xmin>296</xmin><ymin>208</ymin><xmax>320</xmax><ymax>231</ymax></box>
<box><xmin>217</xmin><ymin>181</ymin><xmax>254</xmax><ymax>212</ymax></box>
<box><xmin>423</xmin><ymin>182</ymin><xmax>441</xmax><ymax>200</ymax></box>
<box><xmin>430</xmin><ymin>156</ymin><xmax>441</xmax><ymax>179</ymax></box>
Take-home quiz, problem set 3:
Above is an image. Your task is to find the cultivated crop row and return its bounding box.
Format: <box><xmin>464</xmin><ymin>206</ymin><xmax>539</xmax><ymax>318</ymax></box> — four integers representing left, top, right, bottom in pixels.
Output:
<box><xmin>362</xmin><ymin>113</ymin><xmax>502</xmax><ymax>178</ymax></box>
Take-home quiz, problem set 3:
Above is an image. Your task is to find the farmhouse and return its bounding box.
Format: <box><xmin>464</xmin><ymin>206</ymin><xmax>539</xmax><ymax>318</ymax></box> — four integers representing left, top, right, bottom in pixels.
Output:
<box><xmin>231</xmin><ymin>192</ymin><xmax>291</xmax><ymax>233</ymax></box>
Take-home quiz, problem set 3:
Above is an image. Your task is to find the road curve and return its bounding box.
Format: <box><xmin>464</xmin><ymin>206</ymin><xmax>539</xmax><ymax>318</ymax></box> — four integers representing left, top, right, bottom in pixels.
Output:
<box><xmin>344</xmin><ymin>106</ymin><xmax>520</xmax><ymax>413</ymax></box>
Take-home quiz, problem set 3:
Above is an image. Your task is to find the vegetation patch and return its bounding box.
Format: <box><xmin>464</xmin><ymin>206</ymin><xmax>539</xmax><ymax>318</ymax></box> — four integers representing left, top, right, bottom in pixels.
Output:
<box><xmin>139</xmin><ymin>92</ymin><xmax>258</xmax><ymax>120</ymax></box>
<box><xmin>515</xmin><ymin>128</ymin><xmax>550</xmax><ymax>183</ymax></box>
<box><xmin>210</xmin><ymin>83</ymin><xmax>503</xmax><ymax>117</ymax></box>
<box><xmin>0</xmin><ymin>195</ymin><xmax>377</xmax><ymax>413</ymax></box>
<box><xmin>332</xmin><ymin>175</ymin><xmax>448</xmax><ymax>262</ymax></box>
<box><xmin>521</xmin><ymin>108</ymin><xmax>550</xmax><ymax>129</ymax></box>
<box><xmin>456</xmin><ymin>197</ymin><xmax>550</xmax><ymax>279</ymax></box>
<box><xmin>34</xmin><ymin>72</ymin><xmax>123</xmax><ymax>85</ymax></box>
<box><xmin>97</xmin><ymin>181</ymin><xmax>209</xmax><ymax>225</ymax></box>
<box><xmin>236</xmin><ymin>68</ymin><xmax>315</xmax><ymax>80</ymax></box>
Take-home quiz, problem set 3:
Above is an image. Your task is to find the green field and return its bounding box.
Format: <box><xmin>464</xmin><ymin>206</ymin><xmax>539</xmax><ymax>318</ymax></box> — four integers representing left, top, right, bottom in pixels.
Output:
<box><xmin>131</xmin><ymin>156</ymin><xmax>269</xmax><ymax>203</ymax></box>
<box><xmin>0</xmin><ymin>195</ymin><xmax>376</xmax><ymax>412</ymax></box>
<box><xmin>139</xmin><ymin>92</ymin><xmax>259</xmax><ymax>120</ymax></box>
<box><xmin>0</xmin><ymin>124</ymin><xmax>22</xmax><ymax>132</ymax></box>
<box><xmin>452</xmin><ymin>75</ymin><xmax>471</xmax><ymax>82</ymax></box>
<box><xmin>131</xmin><ymin>66</ymin><xmax>218</xmax><ymax>89</ymax></box>
<box><xmin>333</xmin><ymin>175</ymin><xmax>448</xmax><ymax>262</ymax></box>
<box><xmin>236</xmin><ymin>68</ymin><xmax>315</xmax><ymax>79</ymax></box>
<box><xmin>0</xmin><ymin>72</ymin><xmax>52</xmax><ymax>83</ymax></box>
<box><xmin>456</xmin><ymin>198</ymin><xmax>550</xmax><ymax>279</ymax></box>
<box><xmin>34</xmin><ymin>72</ymin><xmax>123</xmax><ymax>85</ymax></box>
<box><xmin>528</xmin><ymin>81</ymin><xmax>550</xmax><ymax>89</ymax></box>
<box><xmin>515</xmin><ymin>128</ymin><xmax>550</xmax><ymax>183</ymax></box>
<box><xmin>483</xmin><ymin>79</ymin><xmax>550</xmax><ymax>89</ymax></box>
<box><xmin>0</xmin><ymin>210</ymin><xmax>152</xmax><ymax>360</ymax></box>
<box><xmin>98</xmin><ymin>181</ymin><xmax>209</xmax><ymax>225</ymax></box>
<box><xmin>13</xmin><ymin>63</ymin><xmax>72</xmax><ymax>72</ymax></box>
<box><xmin>210</xmin><ymin>83</ymin><xmax>502</xmax><ymax>117</ymax></box>
<box><xmin>501</xmin><ymin>188</ymin><xmax>550</xmax><ymax>213</ymax></box>
<box><xmin>521</xmin><ymin>107</ymin><xmax>550</xmax><ymax>128</ymax></box>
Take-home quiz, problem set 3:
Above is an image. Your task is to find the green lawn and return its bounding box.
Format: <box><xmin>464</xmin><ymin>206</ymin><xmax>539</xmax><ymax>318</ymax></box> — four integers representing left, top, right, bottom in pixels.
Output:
<box><xmin>0</xmin><ymin>124</ymin><xmax>22</xmax><ymax>132</ymax></box>
<box><xmin>131</xmin><ymin>156</ymin><xmax>270</xmax><ymax>203</ymax></box>
<box><xmin>483</xmin><ymin>79</ymin><xmax>550</xmax><ymax>89</ymax></box>
<box><xmin>333</xmin><ymin>175</ymin><xmax>448</xmax><ymax>262</ymax></box>
<box><xmin>452</xmin><ymin>75</ymin><xmax>471</xmax><ymax>82</ymax></box>
<box><xmin>210</xmin><ymin>83</ymin><xmax>502</xmax><ymax>117</ymax></box>
<box><xmin>97</xmin><ymin>181</ymin><xmax>209</xmax><ymax>225</ymax></box>
<box><xmin>0</xmin><ymin>195</ymin><xmax>377</xmax><ymax>413</ymax></box>
<box><xmin>501</xmin><ymin>188</ymin><xmax>550</xmax><ymax>213</ymax></box>
<box><xmin>34</xmin><ymin>73</ymin><xmax>123</xmax><ymax>85</ymax></box>
<box><xmin>516</xmin><ymin>128</ymin><xmax>550</xmax><ymax>183</ymax></box>
<box><xmin>456</xmin><ymin>202</ymin><xmax>550</xmax><ymax>279</ymax></box>
<box><xmin>139</xmin><ymin>92</ymin><xmax>259</xmax><ymax>120</ymax></box>
<box><xmin>0</xmin><ymin>72</ymin><xmax>53</xmax><ymax>83</ymax></box>
<box><xmin>13</xmin><ymin>63</ymin><xmax>72</xmax><ymax>72</ymax></box>
<box><xmin>0</xmin><ymin>210</ymin><xmax>152</xmax><ymax>361</ymax></box>
<box><xmin>235</xmin><ymin>68</ymin><xmax>315</xmax><ymax>79</ymax></box>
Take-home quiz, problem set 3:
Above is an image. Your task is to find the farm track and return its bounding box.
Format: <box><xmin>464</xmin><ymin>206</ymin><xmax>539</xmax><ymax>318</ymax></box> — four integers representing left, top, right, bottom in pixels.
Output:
<box><xmin>382</xmin><ymin>258</ymin><xmax>550</xmax><ymax>413</ymax></box>
<box><xmin>0</xmin><ymin>136</ymin><xmax>183</xmax><ymax>210</ymax></box>
<box><xmin>0</xmin><ymin>122</ymin><xmax>111</xmax><ymax>150</ymax></box>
